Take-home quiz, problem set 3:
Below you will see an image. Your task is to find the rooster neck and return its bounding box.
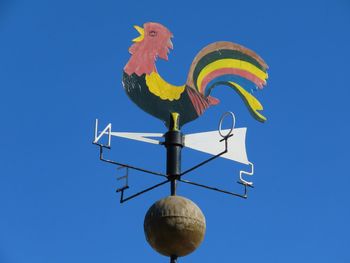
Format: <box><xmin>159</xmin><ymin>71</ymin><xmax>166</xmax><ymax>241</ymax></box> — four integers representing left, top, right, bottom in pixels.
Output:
<box><xmin>124</xmin><ymin>47</ymin><xmax>158</xmax><ymax>76</ymax></box>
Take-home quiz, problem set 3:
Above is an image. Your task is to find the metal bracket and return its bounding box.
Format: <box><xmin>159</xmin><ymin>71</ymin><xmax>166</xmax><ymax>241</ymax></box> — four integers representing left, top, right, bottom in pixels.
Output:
<box><xmin>179</xmin><ymin>178</ymin><xmax>253</xmax><ymax>199</ymax></box>
<box><xmin>93</xmin><ymin>112</ymin><xmax>254</xmax><ymax>202</ymax></box>
<box><xmin>180</xmin><ymin>133</ymin><xmax>232</xmax><ymax>176</ymax></box>
<box><xmin>116</xmin><ymin>166</ymin><xmax>129</xmax><ymax>192</ymax></box>
<box><xmin>179</xmin><ymin>134</ymin><xmax>251</xmax><ymax>199</ymax></box>
<box><xmin>178</xmin><ymin>112</ymin><xmax>253</xmax><ymax>199</ymax></box>
<box><xmin>118</xmin><ymin>179</ymin><xmax>170</xmax><ymax>203</ymax></box>
<box><xmin>94</xmin><ymin>143</ymin><xmax>169</xmax><ymax>203</ymax></box>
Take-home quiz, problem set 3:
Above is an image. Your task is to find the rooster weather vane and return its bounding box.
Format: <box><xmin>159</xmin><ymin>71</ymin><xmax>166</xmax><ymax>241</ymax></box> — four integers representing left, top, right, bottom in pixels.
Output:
<box><xmin>93</xmin><ymin>22</ymin><xmax>268</xmax><ymax>263</ymax></box>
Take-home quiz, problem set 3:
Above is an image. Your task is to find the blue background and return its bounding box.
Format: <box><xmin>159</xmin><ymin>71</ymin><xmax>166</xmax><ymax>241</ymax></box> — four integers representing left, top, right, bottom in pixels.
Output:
<box><xmin>1</xmin><ymin>0</ymin><xmax>349</xmax><ymax>262</ymax></box>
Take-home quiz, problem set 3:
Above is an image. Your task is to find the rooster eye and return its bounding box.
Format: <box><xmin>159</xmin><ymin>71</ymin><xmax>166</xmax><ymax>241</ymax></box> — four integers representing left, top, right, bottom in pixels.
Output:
<box><xmin>149</xmin><ymin>31</ymin><xmax>157</xmax><ymax>37</ymax></box>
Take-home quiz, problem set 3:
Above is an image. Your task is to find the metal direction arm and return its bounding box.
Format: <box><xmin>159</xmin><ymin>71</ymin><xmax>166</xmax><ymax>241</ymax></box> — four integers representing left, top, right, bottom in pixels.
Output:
<box><xmin>180</xmin><ymin>134</ymin><xmax>231</xmax><ymax>176</ymax></box>
<box><xmin>94</xmin><ymin>144</ymin><xmax>169</xmax><ymax>203</ymax></box>
<box><xmin>179</xmin><ymin>178</ymin><xmax>252</xmax><ymax>199</ymax></box>
<box><xmin>93</xmin><ymin>119</ymin><xmax>169</xmax><ymax>203</ymax></box>
<box><xmin>178</xmin><ymin>112</ymin><xmax>254</xmax><ymax>199</ymax></box>
<box><xmin>94</xmin><ymin>119</ymin><xmax>166</xmax><ymax>177</ymax></box>
<box><xmin>118</xmin><ymin>179</ymin><xmax>170</xmax><ymax>203</ymax></box>
<box><xmin>97</xmin><ymin>144</ymin><xmax>166</xmax><ymax>178</ymax></box>
<box><xmin>180</xmin><ymin>133</ymin><xmax>252</xmax><ymax>199</ymax></box>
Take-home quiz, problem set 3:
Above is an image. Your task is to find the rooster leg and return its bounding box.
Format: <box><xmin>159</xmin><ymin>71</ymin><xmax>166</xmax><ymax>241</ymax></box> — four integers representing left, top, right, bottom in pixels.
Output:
<box><xmin>169</xmin><ymin>112</ymin><xmax>180</xmax><ymax>131</ymax></box>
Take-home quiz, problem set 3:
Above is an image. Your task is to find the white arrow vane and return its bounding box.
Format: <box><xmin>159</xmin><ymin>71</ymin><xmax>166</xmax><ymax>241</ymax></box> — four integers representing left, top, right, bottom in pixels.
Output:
<box><xmin>184</xmin><ymin>128</ymin><xmax>249</xmax><ymax>165</ymax></box>
<box><xmin>110</xmin><ymin>132</ymin><xmax>163</xmax><ymax>145</ymax></box>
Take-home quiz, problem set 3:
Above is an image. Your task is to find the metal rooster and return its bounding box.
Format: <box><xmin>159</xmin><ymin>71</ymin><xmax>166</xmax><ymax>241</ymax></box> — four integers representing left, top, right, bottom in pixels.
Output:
<box><xmin>122</xmin><ymin>22</ymin><xmax>268</xmax><ymax>129</ymax></box>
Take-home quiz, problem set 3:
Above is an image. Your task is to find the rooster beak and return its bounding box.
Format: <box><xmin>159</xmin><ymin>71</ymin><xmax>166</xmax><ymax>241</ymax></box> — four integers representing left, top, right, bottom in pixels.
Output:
<box><xmin>168</xmin><ymin>38</ymin><xmax>173</xmax><ymax>49</ymax></box>
<box><xmin>132</xmin><ymin>25</ymin><xmax>145</xmax><ymax>42</ymax></box>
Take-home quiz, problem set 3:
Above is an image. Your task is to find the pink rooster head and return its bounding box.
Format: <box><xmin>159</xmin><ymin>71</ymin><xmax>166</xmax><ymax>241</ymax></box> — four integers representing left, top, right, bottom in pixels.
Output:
<box><xmin>128</xmin><ymin>22</ymin><xmax>173</xmax><ymax>61</ymax></box>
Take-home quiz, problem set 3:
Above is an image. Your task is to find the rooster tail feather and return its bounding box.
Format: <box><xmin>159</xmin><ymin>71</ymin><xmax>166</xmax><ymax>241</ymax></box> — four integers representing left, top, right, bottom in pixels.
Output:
<box><xmin>186</xmin><ymin>41</ymin><xmax>268</xmax><ymax>122</ymax></box>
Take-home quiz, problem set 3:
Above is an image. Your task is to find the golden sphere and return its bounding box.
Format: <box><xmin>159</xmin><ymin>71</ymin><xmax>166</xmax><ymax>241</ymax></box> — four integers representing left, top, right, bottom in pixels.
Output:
<box><xmin>144</xmin><ymin>195</ymin><xmax>206</xmax><ymax>257</ymax></box>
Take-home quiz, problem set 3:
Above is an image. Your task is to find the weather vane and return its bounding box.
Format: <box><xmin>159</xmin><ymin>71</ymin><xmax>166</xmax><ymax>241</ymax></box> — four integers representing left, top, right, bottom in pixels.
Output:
<box><xmin>93</xmin><ymin>22</ymin><xmax>268</xmax><ymax>263</ymax></box>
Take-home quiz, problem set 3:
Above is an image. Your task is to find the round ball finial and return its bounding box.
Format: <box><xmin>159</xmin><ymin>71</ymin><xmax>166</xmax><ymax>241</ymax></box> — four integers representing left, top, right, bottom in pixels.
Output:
<box><xmin>144</xmin><ymin>196</ymin><xmax>206</xmax><ymax>257</ymax></box>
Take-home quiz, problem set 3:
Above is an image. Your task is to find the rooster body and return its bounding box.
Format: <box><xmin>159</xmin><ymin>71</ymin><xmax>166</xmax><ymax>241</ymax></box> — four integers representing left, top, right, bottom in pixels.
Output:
<box><xmin>122</xmin><ymin>22</ymin><xmax>268</xmax><ymax>128</ymax></box>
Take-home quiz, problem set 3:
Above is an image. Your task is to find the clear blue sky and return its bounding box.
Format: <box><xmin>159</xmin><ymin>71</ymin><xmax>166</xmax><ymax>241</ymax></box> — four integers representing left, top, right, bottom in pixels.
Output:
<box><xmin>1</xmin><ymin>0</ymin><xmax>349</xmax><ymax>262</ymax></box>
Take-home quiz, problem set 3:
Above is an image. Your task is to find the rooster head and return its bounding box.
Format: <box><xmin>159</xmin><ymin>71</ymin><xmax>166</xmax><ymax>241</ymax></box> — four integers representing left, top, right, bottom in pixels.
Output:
<box><xmin>128</xmin><ymin>22</ymin><xmax>173</xmax><ymax>61</ymax></box>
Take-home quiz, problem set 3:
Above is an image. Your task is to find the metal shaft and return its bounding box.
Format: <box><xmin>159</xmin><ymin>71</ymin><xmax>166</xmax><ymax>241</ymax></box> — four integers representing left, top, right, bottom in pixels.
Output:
<box><xmin>170</xmin><ymin>255</ymin><xmax>178</xmax><ymax>263</ymax></box>
<box><xmin>165</xmin><ymin>113</ymin><xmax>183</xmax><ymax>263</ymax></box>
<box><xmin>164</xmin><ymin>130</ymin><xmax>183</xmax><ymax>196</ymax></box>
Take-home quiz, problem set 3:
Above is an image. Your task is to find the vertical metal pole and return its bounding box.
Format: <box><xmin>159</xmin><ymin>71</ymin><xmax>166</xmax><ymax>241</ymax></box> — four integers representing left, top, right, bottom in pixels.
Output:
<box><xmin>170</xmin><ymin>255</ymin><xmax>178</xmax><ymax>263</ymax></box>
<box><xmin>165</xmin><ymin>130</ymin><xmax>182</xmax><ymax>195</ymax></box>
<box><xmin>165</xmin><ymin>113</ymin><xmax>183</xmax><ymax>263</ymax></box>
<box><xmin>164</xmin><ymin>113</ymin><xmax>183</xmax><ymax>196</ymax></box>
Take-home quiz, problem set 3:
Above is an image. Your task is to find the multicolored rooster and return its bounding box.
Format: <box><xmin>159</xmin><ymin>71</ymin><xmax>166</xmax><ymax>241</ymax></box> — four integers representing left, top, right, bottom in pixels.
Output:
<box><xmin>122</xmin><ymin>22</ymin><xmax>268</xmax><ymax>129</ymax></box>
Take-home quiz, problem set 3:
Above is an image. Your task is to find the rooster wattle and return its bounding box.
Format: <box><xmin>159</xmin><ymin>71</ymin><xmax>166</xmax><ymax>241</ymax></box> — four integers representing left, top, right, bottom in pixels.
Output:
<box><xmin>122</xmin><ymin>22</ymin><xmax>268</xmax><ymax>129</ymax></box>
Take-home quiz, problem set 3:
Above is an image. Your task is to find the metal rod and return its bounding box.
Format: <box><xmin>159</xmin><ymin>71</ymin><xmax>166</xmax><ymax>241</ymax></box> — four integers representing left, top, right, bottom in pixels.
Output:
<box><xmin>179</xmin><ymin>178</ymin><xmax>247</xmax><ymax>199</ymax></box>
<box><xmin>165</xmin><ymin>131</ymin><xmax>182</xmax><ymax>196</ymax></box>
<box><xmin>180</xmin><ymin>149</ymin><xmax>227</xmax><ymax>176</ymax></box>
<box><xmin>99</xmin><ymin>145</ymin><xmax>167</xmax><ymax>178</ymax></box>
<box><xmin>170</xmin><ymin>255</ymin><xmax>178</xmax><ymax>263</ymax></box>
<box><xmin>180</xmin><ymin>134</ymin><xmax>232</xmax><ymax>177</ymax></box>
<box><xmin>164</xmin><ymin>114</ymin><xmax>184</xmax><ymax>196</ymax></box>
<box><xmin>119</xmin><ymin>179</ymin><xmax>170</xmax><ymax>203</ymax></box>
<box><xmin>170</xmin><ymin>180</ymin><xmax>176</xmax><ymax>196</ymax></box>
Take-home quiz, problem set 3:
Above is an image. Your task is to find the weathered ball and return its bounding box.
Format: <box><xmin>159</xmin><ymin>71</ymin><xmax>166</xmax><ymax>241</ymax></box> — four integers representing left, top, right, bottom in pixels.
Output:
<box><xmin>144</xmin><ymin>195</ymin><xmax>206</xmax><ymax>257</ymax></box>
